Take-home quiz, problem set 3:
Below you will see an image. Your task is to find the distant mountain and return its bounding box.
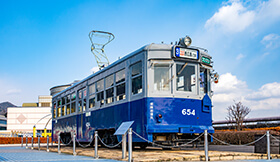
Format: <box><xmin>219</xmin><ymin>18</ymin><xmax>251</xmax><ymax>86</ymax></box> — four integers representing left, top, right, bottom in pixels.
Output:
<box><xmin>0</xmin><ymin>102</ymin><xmax>17</xmax><ymax>117</ymax></box>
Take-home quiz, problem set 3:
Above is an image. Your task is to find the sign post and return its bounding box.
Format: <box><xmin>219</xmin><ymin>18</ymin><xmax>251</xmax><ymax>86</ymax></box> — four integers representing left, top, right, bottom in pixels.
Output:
<box><xmin>128</xmin><ymin>128</ymin><xmax>133</xmax><ymax>162</ymax></box>
<box><xmin>122</xmin><ymin>133</ymin><xmax>127</xmax><ymax>159</ymax></box>
<box><xmin>73</xmin><ymin>134</ymin><xmax>76</xmax><ymax>156</ymax></box>
<box><xmin>94</xmin><ymin>131</ymin><xmax>98</xmax><ymax>159</ymax></box>
<box><xmin>47</xmin><ymin>135</ymin><xmax>49</xmax><ymax>152</ymax></box>
<box><xmin>204</xmin><ymin>130</ymin><xmax>208</xmax><ymax>162</ymax></box>
<box><xmin>114</xmin><ymin>121</ymin><xmax>134</xmax><ymax>160</ymax></box>
<box><xmin>267</xmin><ymin>131</ymin><xmax>271</xmax><ymax>160</ymax></box>
<box><xmin>58</xmin><ymin>135</ymin><xmax>61</xmax><ymax>154</ymax></box>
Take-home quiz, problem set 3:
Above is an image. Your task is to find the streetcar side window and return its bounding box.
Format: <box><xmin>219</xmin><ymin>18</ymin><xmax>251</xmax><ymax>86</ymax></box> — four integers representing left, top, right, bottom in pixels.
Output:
<box><xmin>89</xmin><ymin>83</ymin><xmax>95</xmax><ymax>94</ymax></box>
<box><xmin>89</xmin><ymin>83</ymin><xmax>96</xmax><ymax>109</ymax></box>
<box><xmin>154</xmin><ymin>64</ymin><xmax>170</xmax><ymax>91</ymax></box>
<box><xmin>78</xmin><ymin>90</ymin><xmax>82</xmax><ymax>112</ymax></box>
<box><xmin>57</xmin><ymin>99</ymin><xmax>61</xmax><ymax>117</ymax></box>
<box><xmin>61</xmin><ymin>97</ymin><xmax>66</xmax><ymax>116</ymax></box>
<box><xmin>116</xmin><ymin>69</ymin><xmax>126</xmax><ymax>101</ymax></box>
<box><xmin>106</xmin><ymin>74</ymin><xmax>114</xmax><ymax>104</ymax></box>
<box><xmin>96</xmin><ymin>79</ymin><xmax>104</xmax><ymax>106</ymax></box>
<box><xmin>83</xmin><ymin>88</ymin><xmax>86</xmax><ymax>111</ymax></box>
<box><xmin>53</xmin><ymin>102</ymin><xmax>56</xmax><ymax>118</ymax></box>
<box><xmin>176</xmin><ymin>63</ymin><xmax>196</xmax><ymax>92</ymax></box>
<box><xmin>71</xmin><ymin>92</ymin><xmax>76</xmax><ymax>113</ymax></box>
<box><xmin>78</xmin><ymin>88</ymin><xmax>86</xmax><ymax>112</ymax></box>
<box><xmin>200</xmin><ymin>68</ymin><xmax>208</xmax><ymax>94</ymax></box>
<box><xmin>66</xmin><ymin>95</ymin><xmax>70</xmax><ymax>115</ymax></box>
<box><xmin>131</xmin><ymin>61</ymin><xmax>142</xmax><ymax>95</ymax></box>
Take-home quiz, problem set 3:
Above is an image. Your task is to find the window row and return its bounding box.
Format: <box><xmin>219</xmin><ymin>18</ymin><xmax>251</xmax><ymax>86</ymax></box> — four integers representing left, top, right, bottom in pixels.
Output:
<box><xmin>52</xmin><ymin>62</ymin><xmax>142</xmax><ymax>118</ymax></box>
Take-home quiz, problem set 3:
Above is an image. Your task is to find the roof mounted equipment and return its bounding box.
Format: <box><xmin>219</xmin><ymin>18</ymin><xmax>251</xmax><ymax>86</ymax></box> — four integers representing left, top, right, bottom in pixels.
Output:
<box><xmin>89</xmin><ymin>30</ymin><xmax>115</xmax><ymax>70</ymax></box>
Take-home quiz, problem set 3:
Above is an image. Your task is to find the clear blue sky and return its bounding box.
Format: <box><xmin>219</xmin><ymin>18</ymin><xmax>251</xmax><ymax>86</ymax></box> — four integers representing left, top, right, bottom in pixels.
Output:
<box><xmin>0</xmin><ymin>0</ymin><xmax>279</xmax><ymax>120</ymax></box>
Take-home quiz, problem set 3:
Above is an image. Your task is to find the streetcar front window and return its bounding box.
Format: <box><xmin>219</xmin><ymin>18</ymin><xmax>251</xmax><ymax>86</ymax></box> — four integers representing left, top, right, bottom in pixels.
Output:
<box><xmin>176</xmin><ymin>63</ymin><xmax>196</xmax><ymax>92</ymax></box>
<box><xmin>154</xmin><ymin>64</ymin><xmax>170</xmax><ymax>91</ymax></box>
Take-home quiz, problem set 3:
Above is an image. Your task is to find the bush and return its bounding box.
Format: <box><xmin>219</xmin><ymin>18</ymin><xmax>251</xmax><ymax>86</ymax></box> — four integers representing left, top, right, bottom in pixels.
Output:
<box><xmin>0</xmin><ymin>137</ymin><xmax>52</xmax><ymax>144</ymax></box>
<box><xmin>211</xmin><ymin>130</ymin><xmax>279</xmax><ymax>145</ymax></box>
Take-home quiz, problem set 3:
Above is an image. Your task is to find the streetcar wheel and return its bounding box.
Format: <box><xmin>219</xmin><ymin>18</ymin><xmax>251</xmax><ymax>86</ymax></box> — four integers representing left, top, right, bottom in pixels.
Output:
<box><xmin>162</xmin><ymin>147</ymin><xmax>172</xmax><ymax>150</ymax></box>
<box><xmin>101</xmin><ymin>133</ymin><xmax>110</xmax><ymax>146</ymax></box>
<box><xmin>61</xmin><ymin>133</ymin><xmax>71</xmax><ymax>145</ymax></box>
<box><xmin>140</xmin><ymin>144</ymin><xmax>148</xmax><ymax>149</ymax></box>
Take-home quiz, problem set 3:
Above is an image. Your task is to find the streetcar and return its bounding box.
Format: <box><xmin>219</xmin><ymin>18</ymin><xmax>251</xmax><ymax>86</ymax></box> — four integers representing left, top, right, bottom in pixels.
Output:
<box><xmin>51</xmin><ymin>35</ymin><xmax>217</xmax><ymax>148</ymax></box>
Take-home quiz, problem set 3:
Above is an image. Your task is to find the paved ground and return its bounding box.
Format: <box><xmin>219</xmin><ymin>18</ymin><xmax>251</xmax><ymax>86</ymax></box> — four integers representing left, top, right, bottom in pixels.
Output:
<box><xmin>0</xmin><ymin>146</ymin><xmax>120</xmax><ymax>162</ymax></box>
<box><xmin>1</xmin><ymin>145</ymin><xmax>279</xmax><ymax>162</ymax></box>
<box><xmin>209</xmin><ymin>145</ymin><xmax>254</xmax><ymax>153</ymax></box>
<box><xmin>34</xmin><ymin>145</ymin><xmax>280</xmax><ymax>162</ymax></box>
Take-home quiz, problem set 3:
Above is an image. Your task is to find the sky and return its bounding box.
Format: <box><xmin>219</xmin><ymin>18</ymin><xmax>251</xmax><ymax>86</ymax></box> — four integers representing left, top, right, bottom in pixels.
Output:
<box><xmin>0</xmin><ymin>0</ymin><xmax>279</xmax><ymax>121</ymax></box>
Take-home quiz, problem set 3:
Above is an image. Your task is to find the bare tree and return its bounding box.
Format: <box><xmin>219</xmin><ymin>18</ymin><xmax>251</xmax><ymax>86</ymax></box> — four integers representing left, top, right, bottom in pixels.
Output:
<box><xmin>226</xmin><ymin>101</ymin><xmax>251</xmax><ymax>131</ymax></box>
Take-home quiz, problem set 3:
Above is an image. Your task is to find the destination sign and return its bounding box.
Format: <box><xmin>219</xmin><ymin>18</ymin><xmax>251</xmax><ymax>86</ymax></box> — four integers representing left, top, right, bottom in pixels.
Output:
<box><xmin>175</xmin><ymin>47</ymin><xmax>198</xmax><ymax>60</ymax></box>
<box><xmin>201</xmin><ymin>57</ymin><xmax>211</xmax><ymax>64</ymax></box>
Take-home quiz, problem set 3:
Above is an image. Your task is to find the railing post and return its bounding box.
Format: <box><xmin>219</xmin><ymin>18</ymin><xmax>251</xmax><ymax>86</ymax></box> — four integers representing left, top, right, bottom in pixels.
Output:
<box><xmin>47</xmin><ymin>135</ymin><xmax>49</xmax><ymax>152</ymax></box>
<box><xmin>58</xmin><ymin>135</ymin><xmax>61</xmax><ymax>154</ymax></box>
<box><xmin>73</xmin><ymin>134</ymin><xmax>76</xmax><ymax>156</ymax></box>
<box><xmin>31</xmin><ymin>136</ymin><xmax>34</xmax><ymax>150</ymax></box>
<box><xmin>267</xmin><ymin>131</ymin><xmax>271</xmax><ymax>160</ymax></box>
<box><xmin>94</xmin><ymin>131</ymin><xmax>98</xmax><ymax>159</ymax></box>
<box><xmin>38</xmin><ymin>136</ymin><xmax>40</xmax><ymax>151</ymax></box>
<box><xmin>128</xmin><ymin>128</ymin><xmax>133</xmax><ymax>162</ymax></box>
<box><xmin>122</xmin><ymin>132</ymin><xmax>127</xmax><ymax>159</ymax></box>
<box><xmin>204</xmin><ymin>129</ymin><xmax>209</xmax><ymax>162</ymax></box>
<box><xmin>25</xmin><ymin>136</ymin><xmax>28</xmax><ymax>149</ymax></box>
<box><xmin>21</xmin><ymin>136</ymin><xmax>23</xmax><ymax>147</ymax></box>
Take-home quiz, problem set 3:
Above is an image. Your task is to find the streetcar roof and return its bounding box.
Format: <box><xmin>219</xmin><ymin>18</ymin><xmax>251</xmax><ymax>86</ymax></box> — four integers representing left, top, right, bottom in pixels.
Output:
<box><xmin>52</xmin><ymin>43</ymin><xmax>211</xmax><ymax>98</ymax></box>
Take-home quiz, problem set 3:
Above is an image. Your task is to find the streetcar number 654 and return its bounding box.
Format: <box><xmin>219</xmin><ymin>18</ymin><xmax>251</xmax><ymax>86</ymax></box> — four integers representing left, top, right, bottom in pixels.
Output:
<box><xmin>182</xmin><ymin>109</ymin><xmax>195</xmax><ymax>116</ymax></box>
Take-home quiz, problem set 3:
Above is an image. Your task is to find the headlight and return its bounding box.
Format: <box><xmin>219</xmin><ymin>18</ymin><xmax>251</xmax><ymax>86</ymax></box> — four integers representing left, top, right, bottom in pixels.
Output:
<box><xmin>180</xmin><ymin>36</ymin><xmax>192</xmax><ymax>47</ymax></box>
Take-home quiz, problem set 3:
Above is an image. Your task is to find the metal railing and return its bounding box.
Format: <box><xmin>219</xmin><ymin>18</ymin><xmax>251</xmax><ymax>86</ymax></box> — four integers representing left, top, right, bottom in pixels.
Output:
<box><xmin>21</xmin><ymin>129</ymin><xmax>277</xmax><ymax>161</ymax></box>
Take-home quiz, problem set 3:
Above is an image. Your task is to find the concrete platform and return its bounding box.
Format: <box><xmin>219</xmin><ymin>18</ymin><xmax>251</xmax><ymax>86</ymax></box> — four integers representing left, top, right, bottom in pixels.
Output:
<box><xmin>32</xmin><ymin>145</ymin><xmax>280</xmax><ymax>161</ymax></box>
<box><xmin>0</xmin><ymin>146</ymin><xmax>119</xmax><ymax>162</ymax></box>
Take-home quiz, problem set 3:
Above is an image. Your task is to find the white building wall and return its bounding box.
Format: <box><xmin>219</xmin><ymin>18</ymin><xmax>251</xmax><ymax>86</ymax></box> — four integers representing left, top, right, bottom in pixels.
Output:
<box><xmin>7</xmin><ymin>107</ymin><xmax>52</xmax><ymax>133</ymax></box>
<box><xmin>38</xmin><ymin>95</ymin><xmax>52</xmax><ymax>107</ymax></box>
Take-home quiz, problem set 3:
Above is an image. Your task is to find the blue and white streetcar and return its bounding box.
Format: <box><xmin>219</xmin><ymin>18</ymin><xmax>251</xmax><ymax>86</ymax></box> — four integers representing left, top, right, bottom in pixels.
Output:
<box><xmin>51</xmin><ymin>35</ymin><xmax>217</xmax><ymax>148</ymax></box>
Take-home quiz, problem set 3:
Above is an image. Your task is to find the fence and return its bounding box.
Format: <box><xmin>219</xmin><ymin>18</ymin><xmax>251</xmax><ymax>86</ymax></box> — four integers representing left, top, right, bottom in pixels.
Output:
<box><xmin>20</xmin><ymin>129</ymin><xmax>279</xmax><ymax>162</ymax></box>
<box><xmin>1</xmin><ymin>137</ymin><xmax>51</xmax><ymax>144</ymax></box>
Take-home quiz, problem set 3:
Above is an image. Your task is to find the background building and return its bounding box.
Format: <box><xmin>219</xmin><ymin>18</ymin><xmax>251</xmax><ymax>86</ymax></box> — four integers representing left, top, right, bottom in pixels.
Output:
<box><xmin>49</xmin><ymin>80</ymin><xmax>80</xmax><ymax>96</ymax></box>
<box><xmin>38</xmin><ymin>95</ymin><xmax>52</xmax><ymax>107</ymax></box>
<box><xmin>0</xmin><ymin>115</ymin><xmax>7</xmax><ymax>130</ymax></box>
<box><xmin>6</xmin><ymin>95</ymin><xmax>52</xmax><ymax>136</ymax></box>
